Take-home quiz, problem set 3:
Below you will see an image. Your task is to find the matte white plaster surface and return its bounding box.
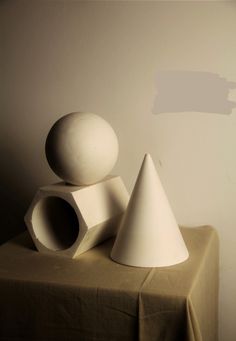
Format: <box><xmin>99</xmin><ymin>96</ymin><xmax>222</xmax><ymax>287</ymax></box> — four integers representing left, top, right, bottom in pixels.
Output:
<box><xmin>45</xmin><ymin>112</ymin><xmax>119</xmax><ymax>185</ymax></box>
<box><xmin>2</xmin><ymin>1</ymin><xmax>236</xmax><ymax>339</ymax></box>
<box><xmin>111</xmin><ymin>154</ymin><xmax>189</xmax><ymax>267</ymax></box>
<box><xmin>25</xmin><ymin>176</ymin><xmax>129</xmax><ymax>258</ymax></box>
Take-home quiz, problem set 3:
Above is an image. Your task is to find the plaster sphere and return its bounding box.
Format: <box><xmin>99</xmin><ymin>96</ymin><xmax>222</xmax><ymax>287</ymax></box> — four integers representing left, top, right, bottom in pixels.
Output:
<box><xmin>45</xmin><ymin>112</ymin><xmax>119</xmax><ymax>185</ymax></box>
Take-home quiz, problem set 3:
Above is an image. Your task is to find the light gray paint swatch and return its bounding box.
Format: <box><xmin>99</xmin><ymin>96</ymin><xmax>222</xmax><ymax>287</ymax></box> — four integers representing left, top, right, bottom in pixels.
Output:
<box><xmin>153</xmin><ymin>71</ymin><xmax>236</xmax><ymax>115</ymax></box>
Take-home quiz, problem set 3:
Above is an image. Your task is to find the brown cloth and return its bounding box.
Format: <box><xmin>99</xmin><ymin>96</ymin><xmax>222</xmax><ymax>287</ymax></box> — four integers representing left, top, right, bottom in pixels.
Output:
<box><xmin>0</xmin><ymin>226</ymin><xmax>219</xmax><ymax>341</ymax></box>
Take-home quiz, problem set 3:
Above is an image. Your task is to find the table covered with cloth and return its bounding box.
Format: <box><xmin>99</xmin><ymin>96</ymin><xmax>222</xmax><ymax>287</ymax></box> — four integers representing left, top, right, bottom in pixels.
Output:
<box><xmin>0</xmin><ymin>225</ymin><xmax>219</xmax><ymax>341</ymax></box>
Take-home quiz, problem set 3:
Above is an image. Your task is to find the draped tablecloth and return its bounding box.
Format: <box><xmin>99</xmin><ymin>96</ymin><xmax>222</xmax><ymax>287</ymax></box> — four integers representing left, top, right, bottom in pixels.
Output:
<box><xmin>0</xmin><ymin>226</ymin><xmax>219</xmax><ymax>341</ymax></box>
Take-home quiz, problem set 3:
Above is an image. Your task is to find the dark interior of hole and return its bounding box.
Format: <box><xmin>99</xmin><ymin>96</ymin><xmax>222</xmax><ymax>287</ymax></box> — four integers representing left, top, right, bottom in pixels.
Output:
<box><xmin>42</xmin><ymin>197</ymin><xmax>79</xmax><ymax>250</ymax></box>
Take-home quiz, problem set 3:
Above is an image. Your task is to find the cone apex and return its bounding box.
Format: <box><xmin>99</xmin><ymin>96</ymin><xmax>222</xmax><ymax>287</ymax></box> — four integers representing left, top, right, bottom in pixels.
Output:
<box><xmin>144</xmin><ymin>152</ymin><xmax>151</xmax><ymax>158</ymax></box>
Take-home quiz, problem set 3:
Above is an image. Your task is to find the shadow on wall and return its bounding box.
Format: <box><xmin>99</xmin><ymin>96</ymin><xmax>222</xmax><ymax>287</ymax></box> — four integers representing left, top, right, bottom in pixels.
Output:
<box><xmin>152</xmin><ymin>71</ymin><xmax>236</xmax><ymax>115</ymax></box>
<box><xmin>0</xmin><ymin>128</ymin><xmax>43</xmax><ymax>245</ymax></box>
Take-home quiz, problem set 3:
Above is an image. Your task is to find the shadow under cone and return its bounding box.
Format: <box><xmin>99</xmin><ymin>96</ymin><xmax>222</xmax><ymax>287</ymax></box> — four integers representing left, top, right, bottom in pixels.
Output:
<box><xmin>111</xmin><ymin>154</ymin><xmax>189</xmax><ymax>267</ymax></box>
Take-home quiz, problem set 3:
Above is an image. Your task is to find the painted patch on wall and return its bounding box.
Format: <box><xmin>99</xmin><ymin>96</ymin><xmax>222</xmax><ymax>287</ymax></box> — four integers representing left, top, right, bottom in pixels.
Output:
<box><xmin>153</xmin><ymin>71</ymin><xmax>236</xmax><ymax>115</ymax></box>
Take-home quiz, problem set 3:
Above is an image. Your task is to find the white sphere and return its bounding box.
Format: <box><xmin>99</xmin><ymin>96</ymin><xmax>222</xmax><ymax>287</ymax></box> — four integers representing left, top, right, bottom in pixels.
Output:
<box><xmin>45</xmin><ymin>112</ymin><xmax>119</xmax><ymax>185</ymax></box>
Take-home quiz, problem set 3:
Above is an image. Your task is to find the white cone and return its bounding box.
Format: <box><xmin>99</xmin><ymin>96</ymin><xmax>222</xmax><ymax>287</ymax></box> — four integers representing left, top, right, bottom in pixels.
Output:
<box><xmin>111</xmin><ymin>154</ymin><xmax>189</xmax><ymax>267</ymax></box>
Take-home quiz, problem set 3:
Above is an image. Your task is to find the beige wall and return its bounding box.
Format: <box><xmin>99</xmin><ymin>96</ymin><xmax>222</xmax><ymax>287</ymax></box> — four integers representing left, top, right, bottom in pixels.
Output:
<box><xmin>1</xmin><ymin>1</ymin><xmax>236</xmax><ymax>340</ymax></box>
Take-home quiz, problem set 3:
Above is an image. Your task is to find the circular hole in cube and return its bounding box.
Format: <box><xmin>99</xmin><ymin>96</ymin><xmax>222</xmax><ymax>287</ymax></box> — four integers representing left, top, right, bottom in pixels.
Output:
<box><xmin>32</xmin><ymin>196</ymin><xmax>79</xmax><ymax>251</ymax></box>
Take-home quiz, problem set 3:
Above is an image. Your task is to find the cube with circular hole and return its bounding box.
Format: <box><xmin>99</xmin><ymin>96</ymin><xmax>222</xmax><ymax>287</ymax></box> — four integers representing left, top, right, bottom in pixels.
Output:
<box><xmin>24</xmin><ymin>176</ymin><xmax>129</xmax><ymax>258</ymax></box>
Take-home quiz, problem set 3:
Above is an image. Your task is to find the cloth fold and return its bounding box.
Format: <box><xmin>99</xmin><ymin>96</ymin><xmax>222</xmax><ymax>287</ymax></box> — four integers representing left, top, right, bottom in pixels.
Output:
<box><xmin>0</xmin><ymin>226</ymin><xmax>219</xmax><ymax>341</ymax></box>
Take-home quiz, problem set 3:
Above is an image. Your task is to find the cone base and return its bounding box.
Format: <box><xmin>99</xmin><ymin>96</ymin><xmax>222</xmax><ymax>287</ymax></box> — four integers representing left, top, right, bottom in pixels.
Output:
<box><xmin>111</xmin><ymin>249</ymin><xmax>189</xmax><ymax>268</ymax></box>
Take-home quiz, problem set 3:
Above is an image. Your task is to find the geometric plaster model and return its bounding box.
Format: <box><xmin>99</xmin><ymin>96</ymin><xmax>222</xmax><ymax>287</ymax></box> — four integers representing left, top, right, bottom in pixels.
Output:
<box><xmin>45</xmin><ymin>112</ymin><xmax>119</xmax><ymax>186</ymax></box>
<box><xmin>111</xmin><ymin>153</ymin><xmax>189</xmax><ymax>267</ymax></box>
<box><xmin>25</xmin><ymin>176</ymin><xmax>129</xmax><ymax>258</ymax></box>
<box><xmin>24</xmin><ymin>112</ymin><xmax>128</xmax><ymax>258</ymax></box>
